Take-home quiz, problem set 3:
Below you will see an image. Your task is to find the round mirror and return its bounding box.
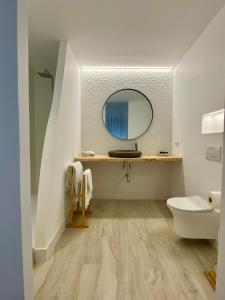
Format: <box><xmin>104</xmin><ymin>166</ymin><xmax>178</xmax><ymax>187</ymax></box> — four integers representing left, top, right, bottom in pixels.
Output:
<box><xmin>102</xmin><ymin>89</ymin><xmax>153</xmax><ymax>140</ymax></box>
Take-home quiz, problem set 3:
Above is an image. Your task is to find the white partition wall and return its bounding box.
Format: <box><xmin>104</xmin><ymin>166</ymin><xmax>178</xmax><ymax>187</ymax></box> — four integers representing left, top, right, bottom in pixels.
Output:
<box><xmin>34</xmin><ymin>41</ymin><xmax>81</xmax><ymax>261</ymax></box>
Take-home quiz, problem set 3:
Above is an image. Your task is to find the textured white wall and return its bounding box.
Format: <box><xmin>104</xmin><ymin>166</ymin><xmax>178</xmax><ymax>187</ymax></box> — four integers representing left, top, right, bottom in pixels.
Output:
<box><xmin>35</xmin><ymin>41</ymin><xmax>81</xmax><ymax>248</ymax></box>
<box><xmin>81</xmin><ymin>68</ymin><xmax>173</xmax><ymax>199</ymax></box>
<box><xmin>82</xmin><ymin>69</ymin><xmax>173</xmax><ymax>154</ymax></box>
<box><xmin>172</xmin><ymin>6</ymin><xmax>225</xmax><ymax>200</ymax></box>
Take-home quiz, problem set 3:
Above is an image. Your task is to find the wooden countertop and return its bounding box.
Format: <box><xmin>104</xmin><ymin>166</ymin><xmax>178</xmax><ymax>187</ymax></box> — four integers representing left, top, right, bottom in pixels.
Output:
<box><xmin>74</xmin><ymin>154</ymin><xmax>183</xmax><ymax>162</ymax></box>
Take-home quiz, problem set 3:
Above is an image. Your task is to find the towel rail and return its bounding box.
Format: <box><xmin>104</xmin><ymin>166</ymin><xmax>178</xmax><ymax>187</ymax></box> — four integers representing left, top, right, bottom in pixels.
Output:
<box><xmin>66</xmin><ymin>171</ymin><xmax>91</xmax><ymax>228</ymax></box>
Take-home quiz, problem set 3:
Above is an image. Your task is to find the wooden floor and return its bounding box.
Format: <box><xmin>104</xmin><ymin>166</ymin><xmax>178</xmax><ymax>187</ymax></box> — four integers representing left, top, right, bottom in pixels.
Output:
<box><xmin>35</xmin><ymin>200</ymin><xmax>217</xmax><ymax>300</ymax></box>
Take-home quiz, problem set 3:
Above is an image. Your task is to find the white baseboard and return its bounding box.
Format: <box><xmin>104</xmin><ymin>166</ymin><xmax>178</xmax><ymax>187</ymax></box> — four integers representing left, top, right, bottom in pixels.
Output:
<box><xmin>34</xmin><ymin>220</ymin><xmax>65</xmax><ymax>263</ymax></box>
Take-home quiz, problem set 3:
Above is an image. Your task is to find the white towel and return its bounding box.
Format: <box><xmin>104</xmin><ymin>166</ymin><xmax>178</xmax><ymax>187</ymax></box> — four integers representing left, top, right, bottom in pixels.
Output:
<box><xmin>87</xmin><ymin>169</ymin><xmax>93</xmax><ymax>193</ymax></box>
<box><xmin>65</xmin><ymin>161</ymin><xmax>83</xmax><ymax>202</ymax></box>
<box><xmin>82</xmin><ymin>169</ymin><xmax>93</xmax><ymax>209</ymax></box>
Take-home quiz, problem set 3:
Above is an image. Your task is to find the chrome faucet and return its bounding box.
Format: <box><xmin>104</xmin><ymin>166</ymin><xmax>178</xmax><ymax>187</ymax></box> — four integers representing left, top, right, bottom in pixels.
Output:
<box><xmin>134</xmin><ymin>141</ymin><xmax>138</xmax><ymax>151</ymax></box>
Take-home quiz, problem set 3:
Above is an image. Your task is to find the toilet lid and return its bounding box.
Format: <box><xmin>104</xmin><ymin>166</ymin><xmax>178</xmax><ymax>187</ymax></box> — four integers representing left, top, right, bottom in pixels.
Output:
<box><xmin>167</xmin><ymin>196</ymin><xmax>213</xmax><ymax>212</ymax></box>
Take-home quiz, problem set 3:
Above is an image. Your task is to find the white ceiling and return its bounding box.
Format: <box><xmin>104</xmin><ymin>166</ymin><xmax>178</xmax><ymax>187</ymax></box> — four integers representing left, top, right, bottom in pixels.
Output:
<box><xmin>29</xmin><ymin>0</ymin><xmax>225</xmax><ymax>68</ymax></box>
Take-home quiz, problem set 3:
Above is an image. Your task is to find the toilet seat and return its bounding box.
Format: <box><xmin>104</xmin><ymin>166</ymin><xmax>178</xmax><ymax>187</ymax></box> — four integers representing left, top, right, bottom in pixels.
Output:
<box><xmin>167</xmin><ymin>196</ymin><xmax>213</xmax><ymax>213</ymax></box>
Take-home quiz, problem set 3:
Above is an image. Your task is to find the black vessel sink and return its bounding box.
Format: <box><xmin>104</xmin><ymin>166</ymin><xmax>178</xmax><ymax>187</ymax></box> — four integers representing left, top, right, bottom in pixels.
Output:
<box><xmin>108</xmin><ymin>150</ymin><xmax>142</xmax><ymax>158</ymax></box>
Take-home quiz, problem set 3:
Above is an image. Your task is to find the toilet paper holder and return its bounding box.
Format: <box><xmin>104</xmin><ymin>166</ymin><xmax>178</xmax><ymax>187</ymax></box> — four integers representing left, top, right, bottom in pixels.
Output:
<box><xmin>208</xmin><ymin>197</ymin><xmax>213</xmax><ymax>203</ymax></box>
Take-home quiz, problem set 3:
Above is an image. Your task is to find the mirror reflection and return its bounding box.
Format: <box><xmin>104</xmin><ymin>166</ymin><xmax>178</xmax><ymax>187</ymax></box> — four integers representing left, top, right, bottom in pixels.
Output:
<box><xmin>103</xmin><ymin>89</ymin><xmax>153</xmax><ymax>140</ymax></box>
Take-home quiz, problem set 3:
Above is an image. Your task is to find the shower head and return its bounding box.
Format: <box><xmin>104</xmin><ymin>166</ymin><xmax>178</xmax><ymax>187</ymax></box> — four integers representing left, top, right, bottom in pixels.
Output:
<box><xmin>37</xmin><ymin>69</ymin><xmax>54</xmax><ymax>95</ymax></box>
<box><xmin>38</xmin><ymin>69</ymin><xmax>53</xmax><ymax>79</ymax></box>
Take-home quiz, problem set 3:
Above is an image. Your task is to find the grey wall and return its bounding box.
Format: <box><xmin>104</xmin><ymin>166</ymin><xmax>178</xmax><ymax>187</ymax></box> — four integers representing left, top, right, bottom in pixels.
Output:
<box><xmin>0</xmin><ymin>0</ymin><xmax>24</xmax><ymax>299</ymax></box>
<box><xmin>29</xmin><ymin>67</ymin><xmax>54</xmax><ymax>194</ymax></box>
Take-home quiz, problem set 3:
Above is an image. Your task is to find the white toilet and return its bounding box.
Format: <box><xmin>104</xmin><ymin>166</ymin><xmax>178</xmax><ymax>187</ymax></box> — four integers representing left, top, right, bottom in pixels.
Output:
<box><xmin>167</xmin><ymin>192</ymin><xmax>221</xmax><ymax>239</ymax></box>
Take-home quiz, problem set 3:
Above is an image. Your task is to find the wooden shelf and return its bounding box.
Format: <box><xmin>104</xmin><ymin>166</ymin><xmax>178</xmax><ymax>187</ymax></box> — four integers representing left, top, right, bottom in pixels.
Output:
<box><xmin>74</xmin><ymin>154</ymin><xmax>183</xmax><ymax>162</ymax></box>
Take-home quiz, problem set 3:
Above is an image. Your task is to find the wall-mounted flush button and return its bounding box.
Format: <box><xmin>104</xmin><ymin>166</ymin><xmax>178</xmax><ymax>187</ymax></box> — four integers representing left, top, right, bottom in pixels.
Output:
<box><xmin>206</xmin><ymin>146</ymin><xmax>222</xmax><ymax>162</ymax></box>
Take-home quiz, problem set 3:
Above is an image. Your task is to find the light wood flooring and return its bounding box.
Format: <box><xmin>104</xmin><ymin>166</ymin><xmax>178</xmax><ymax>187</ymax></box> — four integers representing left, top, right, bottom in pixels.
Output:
<box><xmin>35</xmin><ymin>200</ymin><xmax>217</xmax><ymax>300</ymax></box>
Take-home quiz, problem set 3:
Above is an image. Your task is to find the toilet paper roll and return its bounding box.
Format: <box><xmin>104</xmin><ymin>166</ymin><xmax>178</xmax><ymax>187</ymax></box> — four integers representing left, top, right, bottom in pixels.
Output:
<box><xmin>208</xmin><ymin>191</ymin><xmax>221</xmax><ymax>208</ymax></box>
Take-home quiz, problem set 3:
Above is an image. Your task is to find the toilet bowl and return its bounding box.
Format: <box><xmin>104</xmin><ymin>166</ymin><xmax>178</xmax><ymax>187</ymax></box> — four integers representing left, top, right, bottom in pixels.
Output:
<box><xmin>167</xmin><ymin>195</ymin><xmax>220</xmax><ymax>239</ymax></box>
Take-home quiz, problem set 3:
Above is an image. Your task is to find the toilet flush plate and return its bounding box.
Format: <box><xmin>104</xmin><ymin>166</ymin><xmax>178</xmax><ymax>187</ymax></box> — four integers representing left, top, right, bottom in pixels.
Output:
<box><xmin>206</xmin><ymin>146</ymin><xmax>222</xmax><ymax>162</ymax></box>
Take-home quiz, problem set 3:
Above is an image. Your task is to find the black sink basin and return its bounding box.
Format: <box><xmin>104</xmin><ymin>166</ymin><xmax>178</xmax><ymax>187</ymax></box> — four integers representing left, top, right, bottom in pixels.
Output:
<box><xmin>108</xmin><ymin>150</ymin><xmax>142</xmax><ymax>158</ymax></box>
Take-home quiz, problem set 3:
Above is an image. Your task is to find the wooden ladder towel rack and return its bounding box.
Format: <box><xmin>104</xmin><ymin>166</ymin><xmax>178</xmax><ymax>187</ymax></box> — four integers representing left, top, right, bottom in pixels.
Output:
<box><xmin>66</xmin><ymin>172</ymin><xmax>91</xmax><ymax>228</ymax></box>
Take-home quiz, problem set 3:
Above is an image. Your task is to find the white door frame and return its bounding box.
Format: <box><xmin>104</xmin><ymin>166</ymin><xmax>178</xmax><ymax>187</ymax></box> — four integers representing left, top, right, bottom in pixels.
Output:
<box><xmin>18</xmin><ymin>0</ymin><xmax>33</xmax><ymax>299</ymax></box>
<box><xmin>216</xmin><ymin>111</ymin><xmax>225</xmax><ymax>299</ymax></box>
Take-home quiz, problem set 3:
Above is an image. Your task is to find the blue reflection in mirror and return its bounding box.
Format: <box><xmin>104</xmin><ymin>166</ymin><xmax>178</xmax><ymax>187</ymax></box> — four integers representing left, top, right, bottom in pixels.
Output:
<box><xmin>105</xmin><ymin>102</ymin><xmax>128</xmax><ymax>139</ymax></box>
